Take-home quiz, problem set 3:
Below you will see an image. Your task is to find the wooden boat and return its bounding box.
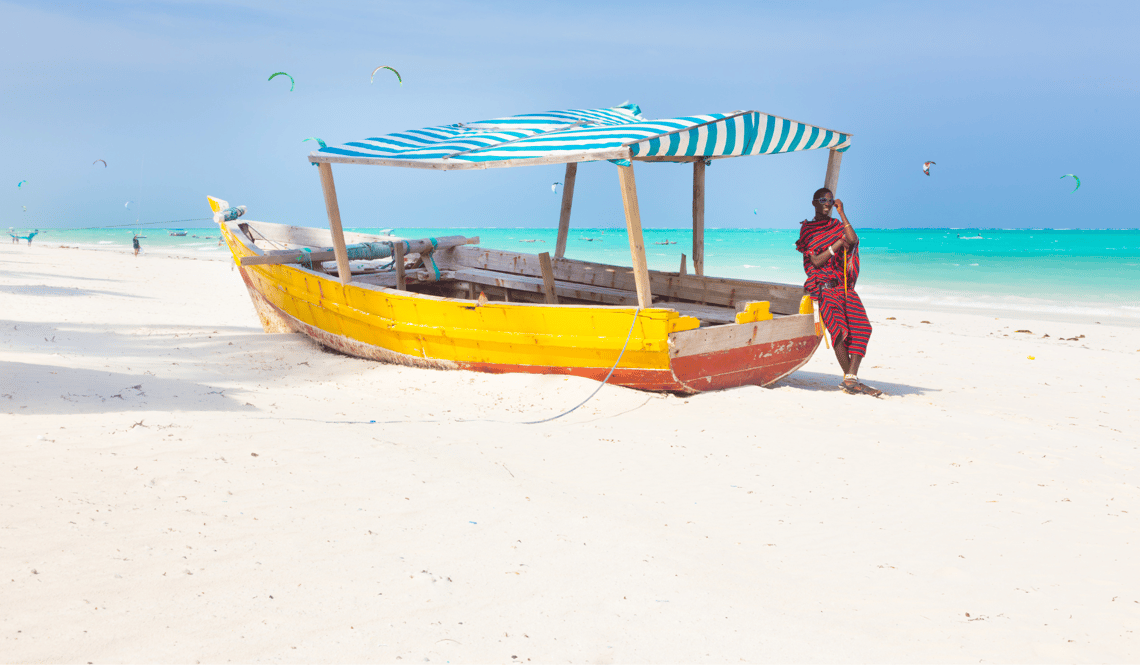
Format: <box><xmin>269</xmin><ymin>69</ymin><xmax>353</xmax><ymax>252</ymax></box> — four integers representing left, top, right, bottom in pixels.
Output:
<box><xmin>216</xmin><ymin>104</ymin><xmax>852</xmax><ymax>393</ymax></box>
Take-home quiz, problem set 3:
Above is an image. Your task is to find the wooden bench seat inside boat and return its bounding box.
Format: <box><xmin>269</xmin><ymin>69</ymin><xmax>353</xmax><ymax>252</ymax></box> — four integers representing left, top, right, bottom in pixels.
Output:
<box><xmin>657</xmin><ymin>302</ymin><xmax>738</xmax><ymax>325</ymax></box>
<box><xmin>437</xmin><ymin>245</ymin><xmax>806</xmax><ymax>315</ymax></box>
<box><xmin>452</xmin><ymin>268</ymin><xmax>638</xmax><ymax>306</ymax></box>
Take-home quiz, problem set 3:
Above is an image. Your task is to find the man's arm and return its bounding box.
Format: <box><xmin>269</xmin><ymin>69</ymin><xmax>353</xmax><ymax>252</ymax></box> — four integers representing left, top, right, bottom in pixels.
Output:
<box><xmin>834</xmin><ymin>199</ymin><xmax>858</xmax><ymax>246</ymax></box>
<box><xmin>808</xmin><ymin>238</ymin><xmax>847</xmax><ymax>267</ymax></box>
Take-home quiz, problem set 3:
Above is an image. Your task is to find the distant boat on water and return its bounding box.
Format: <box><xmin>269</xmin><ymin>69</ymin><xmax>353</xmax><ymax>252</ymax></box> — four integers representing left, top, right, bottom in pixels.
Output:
<box><xmin>169</xmin><ymin>229</ymin><xmax>187</xmax><ymax>236</ymax></box>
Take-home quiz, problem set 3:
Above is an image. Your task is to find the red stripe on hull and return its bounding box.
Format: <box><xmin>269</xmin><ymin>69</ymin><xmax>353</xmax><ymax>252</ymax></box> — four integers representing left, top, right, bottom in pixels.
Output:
<box><xmin>670</xmin><ymin>335</ymin><xmax>820</xmax><ymax>392</ymax></box>
<box><xmin>461</xmin><ymin>335</ymin><xmax>820</xmax><ymax>394</ymax></box>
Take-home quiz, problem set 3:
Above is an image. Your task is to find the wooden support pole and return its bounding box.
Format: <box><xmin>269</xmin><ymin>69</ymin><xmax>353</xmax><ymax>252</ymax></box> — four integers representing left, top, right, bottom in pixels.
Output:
<box><xmin>824</xmin><ymin>149</ymin><xmax>843</xmax><ymax>195</ymax></box>
<box><xmin>554</xmin><ymin>162</ymin><xmax>577</xmax><ymax>259</ymax></box>
<box><xmin>393</xmin><ymin>241</ymin><xmax>406</xmax><ymax>291</ymax></box>
<box><xmin>692</xmin><ymin>160</ymin><xmax>705</xmax><ymax>276</ymax></box>
<box><xmin>679</xmin><ymin>253</ymin><xmax>687</xmax><ymax>275</ymax></box>
<box><xmin>538</xmin><ymin>252</ymin><xmax>559</xmax><ymax>304</ymax></box>
<box><xmin>316</xmin><ymin>162</ymin><xmax>353</xmax><ymax>285</ymax></box>
<box><xmin>616</xmin><ymin>164</ymin><xmax>653</xmax><ymax>308</ymax></box>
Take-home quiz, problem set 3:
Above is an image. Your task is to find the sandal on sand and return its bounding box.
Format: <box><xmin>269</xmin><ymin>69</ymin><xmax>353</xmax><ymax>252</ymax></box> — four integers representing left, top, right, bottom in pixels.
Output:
<box><xmin>840</xmin><ymin>378</ymin><xmax>883</xmax><ymax>397</ymax></box>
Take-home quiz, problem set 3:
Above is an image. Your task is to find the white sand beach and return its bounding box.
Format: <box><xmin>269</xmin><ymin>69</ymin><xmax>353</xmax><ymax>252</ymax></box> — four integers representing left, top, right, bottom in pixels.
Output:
<box><xmin>2</xmin><ymin>243</ymin><xmax>1138</xmax><ymax>662</ymax></box>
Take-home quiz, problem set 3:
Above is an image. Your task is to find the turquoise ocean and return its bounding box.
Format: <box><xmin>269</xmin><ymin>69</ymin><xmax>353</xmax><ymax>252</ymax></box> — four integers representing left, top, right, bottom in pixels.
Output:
<box><xmin>15</xmin><ymin>225</ymin><xmax>1140</xmax><ymax>325</ymax></box>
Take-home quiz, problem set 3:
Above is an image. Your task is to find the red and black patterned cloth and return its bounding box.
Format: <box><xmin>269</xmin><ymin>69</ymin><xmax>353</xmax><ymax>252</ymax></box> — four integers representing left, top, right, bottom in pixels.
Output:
<box><xmin>796</xmin><ymin>217</ymin><xmax>872</xmax><ymax>357</ymax></box>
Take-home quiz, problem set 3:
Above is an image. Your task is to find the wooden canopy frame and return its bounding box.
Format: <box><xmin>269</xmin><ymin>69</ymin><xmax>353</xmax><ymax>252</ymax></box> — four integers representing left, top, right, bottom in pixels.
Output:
<box><xmin>314</xmin><ymin>148</ymin><xmax>844</xmax><ymax>307</ymax></box>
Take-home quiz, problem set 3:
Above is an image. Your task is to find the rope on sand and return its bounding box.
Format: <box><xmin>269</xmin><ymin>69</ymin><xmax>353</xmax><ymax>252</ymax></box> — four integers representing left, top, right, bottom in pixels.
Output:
<box><xmin>292</xmin><ymin>307</ymin><xmax>645</xmax><ymax>426</ymax></box>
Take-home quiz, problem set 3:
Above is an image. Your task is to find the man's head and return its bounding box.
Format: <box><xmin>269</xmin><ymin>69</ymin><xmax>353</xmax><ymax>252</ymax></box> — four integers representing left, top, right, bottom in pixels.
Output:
<box><xmin>812</xmin><ymin>188</ymin><xmax>834</xmax><ymax>218</ymax></box>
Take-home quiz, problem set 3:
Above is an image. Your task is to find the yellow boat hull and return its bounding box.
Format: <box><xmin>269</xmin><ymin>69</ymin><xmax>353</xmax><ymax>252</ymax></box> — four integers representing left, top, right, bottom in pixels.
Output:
<box><xmin>220</xmin><ymin>221</ymin><xmax>822</xmax><ymax>393</ymax></box>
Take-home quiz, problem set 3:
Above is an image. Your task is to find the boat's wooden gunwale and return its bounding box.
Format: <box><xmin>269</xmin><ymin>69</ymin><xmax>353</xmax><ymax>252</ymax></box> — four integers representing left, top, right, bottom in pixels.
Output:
<box><xmin>669</xmin><ymin>313</ymin><xmax>815</xmax><ymax>358</ymax></box>
<box><xmin>241</xmin><ymin>220</ymin><xmax>403</xmax><ymax>248</ymax></box>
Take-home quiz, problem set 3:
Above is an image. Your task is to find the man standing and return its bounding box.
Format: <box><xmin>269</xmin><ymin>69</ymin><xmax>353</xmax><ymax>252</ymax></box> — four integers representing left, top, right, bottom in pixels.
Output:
<box><xmin>795</xmin><ymin>188</ymin><xmax>881</xmax><ymax>396</ymax></box>
<box><xmin>132</xmin><ymin>233</ymin><xmax>141</xmax><ymax>257</ymax></box>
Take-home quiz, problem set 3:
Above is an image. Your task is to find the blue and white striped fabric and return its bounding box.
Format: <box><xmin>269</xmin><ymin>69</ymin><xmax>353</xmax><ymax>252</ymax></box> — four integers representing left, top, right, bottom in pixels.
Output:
<box><xmin>312</xmin><ymin>103</ymin><xmax>851</xmax><ymax>170</ymax></box>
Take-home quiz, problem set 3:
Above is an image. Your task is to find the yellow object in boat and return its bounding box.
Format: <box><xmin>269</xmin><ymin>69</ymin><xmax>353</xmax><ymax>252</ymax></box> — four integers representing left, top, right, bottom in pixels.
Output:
<box><xmin>735</xmin><ymin>301</ymin><xmax>772</xmax><ymax>325</ymax></box>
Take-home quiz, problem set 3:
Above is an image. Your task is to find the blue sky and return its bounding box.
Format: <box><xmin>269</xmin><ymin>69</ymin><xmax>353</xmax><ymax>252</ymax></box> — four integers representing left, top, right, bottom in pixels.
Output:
<box><xmin>3</xmin><ymin>0</ymin><xmax>1136</xmax><ymax>230</ymax></box>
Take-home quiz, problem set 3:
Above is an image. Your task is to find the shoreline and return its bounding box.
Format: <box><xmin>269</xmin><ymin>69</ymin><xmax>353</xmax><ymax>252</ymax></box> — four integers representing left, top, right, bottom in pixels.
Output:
<box><xmin>20</xmin><ymin>237</ymin><xmax>1140</xmax><ymax>328</ymax></box>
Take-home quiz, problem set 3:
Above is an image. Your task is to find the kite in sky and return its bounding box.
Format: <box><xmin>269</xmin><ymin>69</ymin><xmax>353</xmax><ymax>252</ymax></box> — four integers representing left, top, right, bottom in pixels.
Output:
<box><xmin>753</xmin><ymin>209</ymin><xmax>758</xmax><ymax>215</ymax></box>
<box><xmin>551</xmin><ymin>182</ymin><xmax>562</xmax><ymax>193</ymax></box>
<box><xmin>303</xmin><ymin>137</ymin><xmax>327</xmax><ymax>149</ymax></box>
<box><xmin>268</xmin><ymin>72</ymin><xmax>295</xmax><ymax>91</ymax></box>
<box><xmin>1061</xmin><ymin>174</ymin><xmax>1080</xmax><ymax>192</ymax></box>
<box><xmin>93</xmin><ymin>159</ymin><xmax>107</xmax><ymax>167</ymax></box>
<box><xmin>124</xmin><ymin>201</ymin><xmax>133</xmax><ymax>209</ymax></box>
<box><xmin>922</xmin><ymin>161</ymin><xmax>936</xmax><ymax>176</ymax></box>
<box><xmin>17</xmin><ymin>180</ymin><xmax>26</xmax><ymax>187</ymax></box>
<box><xmin>371</xmin><ymin>66</ymin><xmax>402</xmax><ymax>84</ymax></box>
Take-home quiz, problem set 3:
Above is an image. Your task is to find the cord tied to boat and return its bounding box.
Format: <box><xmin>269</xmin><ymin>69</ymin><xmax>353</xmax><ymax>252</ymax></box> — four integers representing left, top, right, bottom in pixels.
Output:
<box><xmin>424</xmin><ymin>237</ymin><xmax>441</xmax><ymax>281</ymax></box>
<box><xmin>212</xmin><ymin>205</ymin><xmax>247</xmax><ymax>224</ymax></box>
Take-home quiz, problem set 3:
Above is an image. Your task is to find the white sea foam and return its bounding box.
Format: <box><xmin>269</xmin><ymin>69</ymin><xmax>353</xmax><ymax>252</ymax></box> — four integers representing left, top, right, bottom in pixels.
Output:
<box><xmin>863</xmin><ymin>288</ymin><xmax>1140</xmax><ymax>325</ymax></box>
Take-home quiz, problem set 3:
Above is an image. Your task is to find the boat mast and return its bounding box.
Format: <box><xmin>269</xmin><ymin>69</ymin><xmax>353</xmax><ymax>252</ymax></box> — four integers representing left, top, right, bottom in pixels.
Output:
<box><xmin>616</xmin><ymin>164</ymin><xmax>653</xmax><ymax>308</ymax></box>
<box><xmin>824</xmin><ymin>149</ymin><xmax>842</xmax><ymax>195</ymax></box>
<box><xmin>554</xmin><ymin>162</ymin><xmax>577</xmax><ymax>258</ymax></box>
<box><xmin>316</xmin><ymin>163</ymin><xmax>354</xmax><ymax>284</ymax></box>
<box><xmin>691</xmin><ymin>160</ymin><xmax>705</xmax><ymax>276</ymax></box>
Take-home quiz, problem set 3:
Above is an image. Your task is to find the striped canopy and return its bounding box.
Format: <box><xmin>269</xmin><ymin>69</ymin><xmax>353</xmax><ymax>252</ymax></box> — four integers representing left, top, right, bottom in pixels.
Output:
<box><xmin>310</xmin><ymin>103</ymin><xmax>851</xmax><ymax>170</ymax></box>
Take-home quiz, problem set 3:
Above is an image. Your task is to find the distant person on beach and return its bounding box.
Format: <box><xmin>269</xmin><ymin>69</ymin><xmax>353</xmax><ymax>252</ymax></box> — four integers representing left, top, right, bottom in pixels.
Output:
<box><xmin>132</xmin><ymin>234</ymin><xmax>141</xmax><ymax>257</ymax></box>
<box><xmin>26</xmin><ymin>230</ymin><xmax>38</xmax><ymax>245</ymax></box>
<box><xmin>796</xmin><ymin>188</ymin><xmax>881</xmax><ymax>397</ymax></box>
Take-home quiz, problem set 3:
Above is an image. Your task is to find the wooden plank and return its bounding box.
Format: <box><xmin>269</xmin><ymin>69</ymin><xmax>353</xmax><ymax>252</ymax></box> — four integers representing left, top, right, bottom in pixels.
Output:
<box><xmin>438</xmin><ymin>245</ymin><xmax>806</xmax><ymax>314</ymax></box>
<box><xmin>394</xmin><ymin>241</ymin><xmax>406</xmax><ymax>290</ymax></box>
<box><xmin>631</xmin><ymin>156</ymin><xmax>704</xmax><ymax>163</ymax></box>
<box><xmin>616</xmin><ymin>164</ymin><xmax>652</xmax><ymax>308</ymax></box>
<box><xmin>317</xmin><ymin>162</ymin><xmax>353</xmax><ymax>285</ymax></box>
<box><xmin>554</xmin><ymin>162</ymin><xmax>577</xmax><ymax>258</ymax></box>
<box><xmin>351</xmin><ymin>269</ymin><xmax>454</xmax><ymax>288</ymax></box>
<box><xmin>242</xmin><ymin>220</ymin><xmax>392</xmax><ymax>248</ymax></box>
<box><xmin>309</xmin><ymin>147</ymin><xmax>631</xmax><ymax>171</ymax></box>
<box><xmin>669</xmin><ymin>314</ymin><xmax>816</xmax><ymax>358</ymax></box>
<box><xmin>452</xmin><ymin>268</ymin><xmax>637</xmax><ymax>306</ymax></box>
<box><xmin>658</xmin><ymin>302</ymin><xmax>736</xmax><ymax>325</ymax></box>
<box><xmin>239</xmin><ymin>235</ymin><xmax>477</xmax><ymax>266</ymax></box>
<box><xmin>825</xmin><ymin>148</ymin><xmax>843</xmax><ymax>195</ymax></box>
<box><xmin>538</xmin><ymin>252</ymin><xmax>558</xmax><ymax>304</ymax></box>
<box><xmin>679</xmin><ymin>253</ymin><xmax>687</xmax><ymax>275</ymax></box>
<box><xmin>692</xmin><ymin>159</ymin><xmax>706</xmax><ymax>276</ymax></box>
